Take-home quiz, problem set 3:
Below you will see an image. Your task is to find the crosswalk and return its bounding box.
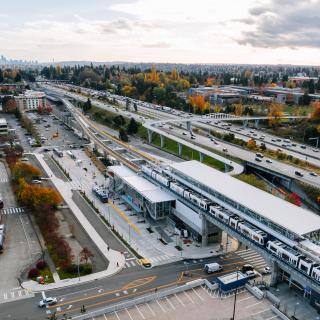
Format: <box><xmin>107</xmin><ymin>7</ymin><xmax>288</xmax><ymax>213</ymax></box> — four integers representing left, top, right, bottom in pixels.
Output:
<box><xmin>123</xmin><ymin>254</ymin><xmax>177</xmax><ymax>268</ymax></box>
<box><xmin>0</xmin><ymin>288</ymin><xmax>34</xmax><ymax>304</ymax></box>
<box><xmin>1</xmin><ymin>207</ymin><xmax>25</xmax><ymax>215</ymax></box>
<box><xmin>0</xmin><ymin>162</ymin><xmax>8</xmax><ymax>183</ymax></box>
<box><xmin>235</xmin><ymin>248</ymin><xmax>268</xmax><ymax>271</ymax></box>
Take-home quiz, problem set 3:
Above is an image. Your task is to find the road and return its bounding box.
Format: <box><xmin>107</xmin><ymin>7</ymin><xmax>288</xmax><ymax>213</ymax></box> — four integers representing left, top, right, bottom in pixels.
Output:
<box><xmin>0</xmin><ymin>248</ymin><xmax>267</xmax><ymax>320</ymax></box>
<box><xmin>40</xmin><ymin>83</ymin><xmax>320</xmax><ymax>187</ymax></box>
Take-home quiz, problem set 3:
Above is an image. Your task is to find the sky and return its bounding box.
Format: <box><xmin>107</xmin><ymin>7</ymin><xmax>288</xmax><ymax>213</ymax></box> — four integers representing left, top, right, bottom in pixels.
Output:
<box><xmin>1</xmin><ymin>0</ymin><xmax>320</xmax><ymax>65</ymax></box>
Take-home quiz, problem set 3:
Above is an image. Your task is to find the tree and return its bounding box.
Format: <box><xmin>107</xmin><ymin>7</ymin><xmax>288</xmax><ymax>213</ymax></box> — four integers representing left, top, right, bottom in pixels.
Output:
<box><xmin>12</xmin><ymin>162</ymin><xmax>41</xmax><ymax>182</ymax></box>
<box><xmin>133</xmin><ymin>103</ymin><xmax>138</xmax><ymax>112</ymax></box>
<box><xmin>234</xmin><ymin>104</ymin><xmax>244</xmax><ymax>116</ymax></box>
<box><xmin>14</xmin><ymin>72</ymin><xmax>22</xmax><ymax>82</ymax></box>
<box><xmin>127</xmin><ymin>118</ymin><xmax>138</xmax><ymax>135</ymax></box>
<box><xmin>2</xmin><ymin>97</ymin><xmax>17</xmax><ymax>113</ymax></box>
<box><xmin>0</xmin><ymin>69</ymin><xmax>3</xmax><ymax>83</ymax></box>
<box><xmin>125</xmin><ymin>98</ymin><xmax>130</xmax><ymax>111</ymax></box>
<box><xmin>113</xmin><ymin>115</ymin><xmax>125</xmax><ymax>128</ymax></box>
<box><xmin>82</xmin><ymin>98</ymin><xmax>92</xmax><ymax>113</ymax></box>
<box><xmin>311</xmin><ymin>101</ymin><xmax>320</xmax><ymax>121</ymax></box>
<box><xmin>119</xmin><ymin>128</ymin><xmax>129</xmax><ymax>142</ymax></box>
<box><xmin>247</xmin><ymin>139</ymin><xmax>257</xmax><ymax>149</ymax></box>
<box><xmin>299</xmin><ymin>93</ymin><xmax>311</xmax><ymax>106</ymax></box>
<box><xmin>268</xmin><ymin>103</ymin><xmax>284</xmax><ymax>127</ymax></box>
<box><xmin>80</xmin><ymin>247</ymin><xmax>94</xmax><ymax>264</ymax></box>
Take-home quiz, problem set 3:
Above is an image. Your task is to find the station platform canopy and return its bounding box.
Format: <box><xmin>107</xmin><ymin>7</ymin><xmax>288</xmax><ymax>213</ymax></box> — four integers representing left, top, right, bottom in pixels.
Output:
<box><xmin>108</xmin><ymin>166</ymin><xmax>176</xmax><ymax>204</ymax></box>
<box><xmin>169</xmin><ymin>161</ymin><xmax>320</xmax><ymax>237</ymax></box>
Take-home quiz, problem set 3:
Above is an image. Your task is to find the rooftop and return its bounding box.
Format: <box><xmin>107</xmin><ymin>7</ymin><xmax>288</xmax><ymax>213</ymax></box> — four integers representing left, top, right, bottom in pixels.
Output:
<box><xmin>169</xmin><ymin>160</ymin><xmax>320</xmax><ymax>237</ymax></box>
<box><xmin>109</xmin><ymin>166</ymin><xmax>176</xmax><ymax>204</ymax></box>
<box><xmin>218</xmin><ymin>271</ymin><xmax>246</xmax><ymax>284</ymax></box>
<box><xmin>0</xmin><ymin>118</ymin><xmax>7</xmax><ymax>126</ymax></box>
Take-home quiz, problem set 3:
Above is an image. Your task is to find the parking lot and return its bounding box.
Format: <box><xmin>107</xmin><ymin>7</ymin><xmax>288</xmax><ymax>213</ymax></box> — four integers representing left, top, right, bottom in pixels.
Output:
<box><xmin>93</xmin><ymin>286</ymin><xmax>280</xmax><ymax>320</ymax></box>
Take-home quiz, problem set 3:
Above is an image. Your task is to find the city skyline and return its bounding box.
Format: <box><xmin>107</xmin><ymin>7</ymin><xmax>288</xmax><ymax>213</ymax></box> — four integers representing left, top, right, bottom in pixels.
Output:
<box><xmin>1</xmin><ymin>0</ymin><xmax>320</xmax><ymax>65</ymax></box>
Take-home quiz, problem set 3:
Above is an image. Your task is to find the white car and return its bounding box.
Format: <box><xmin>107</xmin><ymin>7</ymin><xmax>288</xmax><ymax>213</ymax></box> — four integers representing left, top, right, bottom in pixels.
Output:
<box><xmin>266</xmin><ymin>159</ymin><xmax>273</xmax><ymax>163</ymax></box>
<box><xmin>21</xmin><ymin>158</ymin><xmax>29</xmax><ymax>162</ymax></box>
<box><xmin>31</xmin><ymin>180</ymin><xmax>42</xmax><ymax>184</ymax></box>
<box><xmin>38</xmin><ymin>297</ymin><xmax>57</xmax><ymax>307</ymax></box>
<box><xmin>262</xmin><ymin>267</ymin><xmax>271</xmax><ymax>275</ymax></box>
<box><xmin>245</xmin><ymin>270</ymin><xmax>258</xmax><ymax>279</ymax></box>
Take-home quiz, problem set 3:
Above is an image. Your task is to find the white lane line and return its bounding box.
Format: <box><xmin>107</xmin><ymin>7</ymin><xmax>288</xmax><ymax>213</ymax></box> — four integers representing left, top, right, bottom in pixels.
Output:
<box><xmin>126</xmin><ymin>308</ymin><xmax>134</xmax><ymax>320</ymax></box>
<box><xmin>246</xmin><ymin>301</ymin><xmax>264</xmax><ymax>309</ymax></box>
<box><xmin>146</xmin><ymin>302</ymin><xmax>155</xmax><ymax>316</ymax></box>
<box><xmin>174</xmin><ymin>293</ymin><xmax>185</xmax><ymax>306</ymax></box>
<box><xmin>126</xmin><ymin>257</ymin><xmax>136</xmax><ymax>261</ymax></box>
<box><xmin>136</xmin><ymin>304</ymin><xmax>145</xmax><ymax>319</ymax></box>
<box><xmin>156</xmin><ymin>299</ymin><xmax>166</xmax><ymax>313</ymax></box>
<box><xmin>184</xmin><ymin>291</ymin><xmax>194</xmax><ymax>304</ymax></box>
<box><xmin>192</xmin><ymin>288</ymin><xmax>204</xmax><ymax>301</ymax></box>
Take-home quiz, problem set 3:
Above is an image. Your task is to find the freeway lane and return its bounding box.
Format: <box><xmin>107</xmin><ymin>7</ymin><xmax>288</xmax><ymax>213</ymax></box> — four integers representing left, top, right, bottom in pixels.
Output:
<box><xmin>0</xmin><ymin>252</ymin><xmax>253</xmax><ymax>320</ymax></box>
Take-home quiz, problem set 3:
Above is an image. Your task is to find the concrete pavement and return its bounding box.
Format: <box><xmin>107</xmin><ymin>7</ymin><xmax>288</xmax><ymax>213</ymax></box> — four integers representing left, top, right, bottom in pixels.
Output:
<box><xmin>21</xmin><ymin>153</ymin><xmax>125</xmax><ymax>293</ymax></box>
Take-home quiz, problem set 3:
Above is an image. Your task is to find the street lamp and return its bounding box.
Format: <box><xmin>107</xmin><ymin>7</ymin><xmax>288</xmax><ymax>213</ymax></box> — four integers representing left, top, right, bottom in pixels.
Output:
<box><xmin>232</xmin><ymin>268</ymin><xmax>240</xmax><ymax>320</ymax></box>
<box><xmin>293</xmin><ymin>302</ymin><xmax>300</xmax><ymax>317</ymax></box>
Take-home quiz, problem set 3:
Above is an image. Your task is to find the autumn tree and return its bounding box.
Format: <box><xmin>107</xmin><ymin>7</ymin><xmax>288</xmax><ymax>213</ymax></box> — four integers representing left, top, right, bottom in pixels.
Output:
<box><xmin>2</xmin><ymin>97</ymin><xmax>17</xmax><ymax>113</ymax></box>
<box><xmin>311</xmin><ymin>101</ymin><xmax>320</xmax><ymax>121</ymax></box>
<box><xmin>268</xmin><ymin>103</ymin><xmax>284</xmax><ymax>127</ymax></box>
<box><xmin>247</xmin><ymin>139</ymin><xmax>257</xmax><ymax>149</ymax></box>
<box><xmin>171</xmin><ymin>68</ymin><xmax>179</xmax><ymax>81</ymax></box>
<box><xmin>234</xmin><ymin>104</ymin><xmax>244</xmax><ymax>116</ymax></box>
<box><xmin>80</xmin><ymin>247</ymin><xmax>94</xmax><ymax>264</ymax></box>
<box><xmin>12</xmin><ymin>162</ymin><xmax>41</xmax><ymax>182</ymax></box>
<box><xmin>213</xmin><ymin>104</ymin><xmax>222</xmax><ymax>113</ymax></box>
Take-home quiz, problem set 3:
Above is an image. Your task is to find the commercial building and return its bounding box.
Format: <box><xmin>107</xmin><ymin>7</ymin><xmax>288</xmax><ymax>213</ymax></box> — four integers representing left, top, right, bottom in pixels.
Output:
<box><xmin>15</xmin><ymin>90</ymin><xmax>47</xmax><ymax>112</ymax></box>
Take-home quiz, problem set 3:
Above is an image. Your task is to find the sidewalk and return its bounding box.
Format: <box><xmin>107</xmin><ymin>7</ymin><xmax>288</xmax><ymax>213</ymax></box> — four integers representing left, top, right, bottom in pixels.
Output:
<box><xmin>21</xmin><ymin>153</ymin><xmax>125</xmax><ymax>293</ymax></box>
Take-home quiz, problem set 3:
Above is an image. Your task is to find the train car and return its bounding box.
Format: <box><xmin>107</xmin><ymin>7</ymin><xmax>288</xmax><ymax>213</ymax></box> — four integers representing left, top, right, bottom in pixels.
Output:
<box><xmin>215</xmin><ymin>209</ymin><xmax>232</xmax><ymax>224</ymax></box>
<box><xmin>141</xmin><ymin>165</ymin><xmax>153</xmax><ymax>177</ymax></box>
<box><xmin>311</xmin><ymin>265</ymin><xmax>320</xmax><ymax>282</ymax></box>
<box><xmin>199</xmin><ymin>199</ymin><xmax>211</xmax><ymax>211</ymax></box>
<box><xmin>267</xmin><ymin>240</ymin><xmax>302</xmax><ymax>267</ymax></box>
<box><xmin>237</xmin><ymin>222</ymin><xmax>268</xmax><ymax>246</ymax></box>
<box><xmin>183</xmin><ymin>190</ymin><xmax>191</xmax><ymax>199</ymax></box>
<box><xmin>229</xmin><ymin>215</ymin><xmax>242</xmax><ymax>229</ymax></box>
<box><xmin>0</xmin><ymin>233</ymin><xmax>4</xmax><ymax>253</ymax></box>
<box><xmin>155</xmin><ymin>173</ymin><xmax>170</xmax><ymax>187</ymax></box>
<box><xmin>169</xmin><ymin>181</ymin><xmax>185</xmax><ymax>196</ymax></box>
<box><xmin>298</xmin><ymin>257</ymin><xmax>316</xmax><ymax>276</ymax></box>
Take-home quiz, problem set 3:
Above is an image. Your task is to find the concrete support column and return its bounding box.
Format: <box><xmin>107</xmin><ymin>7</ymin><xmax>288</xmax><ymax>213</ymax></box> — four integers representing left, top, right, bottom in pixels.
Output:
<box><xmin>254</xmin><ymin>119</ymin><xmax>260</xmax><ymax>129</ymax></box>
<box><xmin>199</xmin><ymin>152</ymin><xmax>204</xmax><ymax>162</ymax></box>
<box><xmin>186</xmin><ymin>121</ymin><xmax>192</xmax><ymax>132</ymax></box>
<box><xmin>94</xmin><ymin>142</ymin><xmax>99</xmax><ymax>152</ymax></box>
<box><xmin>160</xmin><ymin>135</ymin><xmax>165</xmax><ymax>148</ymax></box>
<box><xmin>201</xmin><ymin>214</ymin><xmax>208</xmax><ymax>247</ymax></box>
<box><xmin>270</xmin><ymin>260</ymin><xmax>280</xmax><ymax>286</ymax></box>
<box><xmin>147</xmin><ymin>129</ymin><xmax>153</xmax><ymax>143</ymax></box>
<box><xmin>243</xmin><ymin>119</ymin><xmax>248</xmax><ymax>127</ymax></box>
<box><xmin>178</xmin><ymin>143</ymin><xmax>183</xmax><ymax>156</ymax></box>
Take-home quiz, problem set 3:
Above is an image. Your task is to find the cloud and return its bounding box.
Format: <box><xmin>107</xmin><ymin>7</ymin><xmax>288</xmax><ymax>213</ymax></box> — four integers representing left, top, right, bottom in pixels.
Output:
<box><xmin>238</xmin><ymin>0</ymin><xmax>320</xmax><ymax>49</ymax></box>
<box><xmin>142</xmin><ymin>41</ymin><xmax>171</xmax><ymax>48</ymax></box>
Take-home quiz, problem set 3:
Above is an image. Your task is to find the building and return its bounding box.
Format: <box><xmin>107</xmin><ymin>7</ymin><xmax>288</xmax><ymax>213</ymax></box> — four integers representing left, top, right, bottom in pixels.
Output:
<box><xmin>166</xmin><ymin>161</ymin><xmax>320</xmax><ymax>243</ymax></box>
<box><xmin>108</xmin><ymin>165</ymin><xmax>176</xmax><ymax>221</ymax></box>
<box><xmin>0</xmin><ymin>118</ymin><xmax>8</xmax><ymax>135</ymax></box>
<box><xmin>15</xmin><ymin>90</ymin><xmax>47</xmax><ymax>112</ymax></box>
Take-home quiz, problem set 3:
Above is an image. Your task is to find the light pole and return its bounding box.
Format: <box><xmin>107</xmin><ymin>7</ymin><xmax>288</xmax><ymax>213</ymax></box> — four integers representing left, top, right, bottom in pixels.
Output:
<box><xmin>232</xmin><ymin>268</ymin><xmax>240</xmax><ymax>320</ymax></box>
<box><xmin>293</xmin><ymin>302</ymin><xmax>299</xmax><ymax>317</ymax></box>
<box><xmin>77</xmin><ymin>254</ymin><xmax>80</xmax><ymax>281</ymax></box>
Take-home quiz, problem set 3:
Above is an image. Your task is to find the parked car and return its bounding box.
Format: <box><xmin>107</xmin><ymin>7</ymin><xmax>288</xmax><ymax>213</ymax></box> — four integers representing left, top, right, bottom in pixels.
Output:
<box><xmin>266</xmin><ymin>159</ymin><xmax>273</xmax><ymax>163</ymax></box>
<box><xmin>295</xmin><ymin>171</ymin><xmax>304</xmax><ymax>177</ymax></box>
<box><xmin>262</xmin><ymin>267</ymin><xmax>271</xmax><ymax>275</ymax></box>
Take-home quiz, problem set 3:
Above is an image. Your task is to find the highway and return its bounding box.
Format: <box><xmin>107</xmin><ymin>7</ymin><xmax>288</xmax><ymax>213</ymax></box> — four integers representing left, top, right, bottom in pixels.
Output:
<box><xmin>41</xmin><ymin>83</ymin><xmax>320</xmax><ymax>188</ymax></box>
<box><xmin>0</xmin><ymin>250</ymin><xmax>262</xmax><ymax>320</ymax></box>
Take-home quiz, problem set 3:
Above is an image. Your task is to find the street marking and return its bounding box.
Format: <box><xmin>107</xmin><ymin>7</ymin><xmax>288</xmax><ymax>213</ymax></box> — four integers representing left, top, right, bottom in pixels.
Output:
<box><xmin>103</xmin><ymin>314</ymin><xmax>108</xmax><ymax>320</ymax></box>
<box><xmin>166</xmin><ymin>297</ymin><xmax>175</xmax><ymax>310</ymax></box>
<box><xmin>136</xmin><ymin>304</ymin><xmax>145</xmax><ymax>319</ymax></box>
<box><xmin>174</xmin><ymin>293</ymin><xmax>184</xmax><ymax>306</ymax></box>
<box><xmin>67</xmin><ymin>305</ymin><xmax>73</xmax><ymax>310</ymax></box>
<box><xmin>146</xmin><ymin>302</ymin><xmax>155</xmax><ymax>316</ymax></box>
<box><xmin>251</xmin><ymin>308</ymin><xmax>271</xmax><ymax>316</ymax></box>
<box><xmin>266</xmin><ymin>316</ymin><xmax>279</xmax><ymax>320</ymax></box>
<box><xmin>3</xmin><ymin>293</ymin><xmax>7</xmax><ymax>300</ymax></box>
<box><xmin>114</xmin><ymin>311</ymin><xmax>120</xmax><ymax>320</ymax></box>
<box><xmin>126</xmin><ymin>308</ymin><xmax>134</xmax><ymax>320</ymax></box>
<box><xmin>238</xmin><ymin>295</ymin><xmax>255</xmax><ymax>302</ymax></box>
<box><xmin>184</xmin><ymin>291</ymin><xmax>194</xmax><ymax>304</ymax></box>
<box><xmin>156</xmin><ymin>299</ymin><xmax>166</xmax><ymax>313</ymax></box>
<box><xmin>246</xmin><ymin>301</ymin><xmax>264</xmax><ymax>308</ymax></box>
<box><xmin>192</xmin><ymin>287</ymin><xmax>204</xmax><ymax>301</ymax></box>
<box><xmin>133</xmin><ymin>289</ymin><xmax>137</xmax><ymax>293</ymax></box>
<box><xmin>18</xmin><ymin>291</ymin><xmax>22</xmax><ymax>297</ymax></box>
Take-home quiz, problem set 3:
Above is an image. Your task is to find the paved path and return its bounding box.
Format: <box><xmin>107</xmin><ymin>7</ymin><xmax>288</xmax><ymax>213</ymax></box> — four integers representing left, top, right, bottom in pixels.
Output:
<box><xmin>21</xmin><ymin>153</ymin><xmax>125</xmax><ymax>292</ymax></box>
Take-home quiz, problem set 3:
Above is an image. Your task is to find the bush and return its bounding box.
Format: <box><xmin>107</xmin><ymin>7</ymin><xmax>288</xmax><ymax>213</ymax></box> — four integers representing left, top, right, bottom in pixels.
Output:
<box><xmin>82</xmin><ymin>264</ymin><xmax>93</xmax><ymax>275</ymax></box>
<box><xmin>36</xmin><ymin>260</ymin><xmax>47</xmax><ymax>270</ymax></box>
<box><xmin>28</xmin><ymin>268</ymin><xmax>40</xmax><ymax>278</ymax></box>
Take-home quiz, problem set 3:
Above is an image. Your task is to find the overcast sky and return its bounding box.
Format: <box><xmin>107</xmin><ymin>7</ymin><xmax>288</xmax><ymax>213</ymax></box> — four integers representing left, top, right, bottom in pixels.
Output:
<box><xmin>1</xmin><ymin>0</ymin><xmax>320</xmax><ymax>65</ymax></box>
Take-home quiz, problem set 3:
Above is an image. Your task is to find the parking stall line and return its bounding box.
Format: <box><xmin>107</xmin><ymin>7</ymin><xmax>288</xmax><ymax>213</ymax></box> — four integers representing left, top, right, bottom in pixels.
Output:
<box><xmin>156</xmin><ymin>299</ymin><xmax>166</xmax><ymax>313</ymax></box>
<box><xmin>184</xmin><ymin>291</ymin><xmax>194</xmax><ymax>304</ymax></box>
<box><xmin>114</xmin><ymin>311</ymin><xmax>121</xmax><ymax>320</ymax></box>
<box><xmin>135</xmin><ymin>304</ymin><xmax>145</xmax><ymax>319</ymax></box>
<box><xmin>174</xmin><ymin>293</ymin><xmax>185</xmax><ymax>306</ymax></box>
<box><xmin>126</xmin><ymin>308</ymin><xmax>134</xmax><ymax>320</ymax></box>
<box><xmin>238</xmin><ymin>295</ymin><xmax>255</xmax><ymax>302</ymax></box>
<box><xmin>192</xmin><ymin>287</ymin><xmax>204</xmax><ymax>301</ymax></box>
<box><xmin>246</xmin><ymin>301</ymin><xmax>264</xmax><ymax>309</ymax></box>
<box><xmin>103</xmin><ymin>314</ymin><xmax>108</xmax><ymax>320</ymax></box>
<box><xmin>146</xmin><ymin>302</ymin><xmax>155</xmax><ymax>316</ymax></box>
<box><xmin>166</xmin><ymin>297</ymin><xmax>175</xmax><ymax>310</ymax></box>
<box><xmin>251</xmin><ymin>308</ymin><xmax>271</xmax><ymax>316</ymax></box>
<box><xmin>266</xmin><ymin>316</ymin><xmax>279</xmax><ymax>320</ymax></box>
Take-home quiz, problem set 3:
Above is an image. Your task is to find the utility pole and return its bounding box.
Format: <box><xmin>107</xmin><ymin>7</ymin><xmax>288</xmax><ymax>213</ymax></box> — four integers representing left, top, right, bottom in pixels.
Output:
<box><xmin>309</xmin><ymin>137</ymin><xmax>320</xmax><ymax>149</ymax></box>
<box><xmin>232</xmin><ymin>269</ymin><xmax>239</xmax><ymax>320</ymax></box>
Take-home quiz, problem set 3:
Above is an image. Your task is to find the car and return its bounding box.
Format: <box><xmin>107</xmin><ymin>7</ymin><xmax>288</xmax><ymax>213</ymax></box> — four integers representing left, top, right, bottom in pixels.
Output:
<box><xmin>310</xmin><ymin>172</ymin><xmax>318</xmax><ymax>177</ymax></box>
<box><xmin>222</xmin><ymin>148</ymin><xmax>228</xmax><ymax>152</ymax></box>
<box><xmin>245</xmin><ymin>270</ymin><xmax>258</xmax><ymax>278</ymax></box>
<box><xmin>262</xmin><ymin>267</ymin><xmax>271</xmax><ymax>275</ymax></box>
<box><xmin>291</xmin><ymin>143</ymin><xmax>297</xmax><ymax>147</ymax></box>
<box><xmin>210</xmin><ymin>137</ymin><xmax>215</xmax><ymax>142</ymax></box>
<box><xmin>31</xmin><ymin>180</ymin><xmax>42</xmax><ymax>184</ymax></box>
<box><xmin>271</xmin><ymin>139</ymin><xmax>276</xmax><ymax>142</ymax></box>
<box><xmin>255</xmin><ymin>157</ymin><xmax>262</xmax><ymax>162</ymax></box>
<box><xmin>191</xmin><ymin>136</ymin><xmax>196</xmax><ymax>140</ymax></box>
<box><xmin>300</xmin><ymin>145</ymin><xmax>307</xmax><ymax>149</ymax></box>
<box><xmin>21</xmin><ymin>158</ymin><xmax>29</xmax><ymax>162</ymax></box>
<box><xmin>38</xmin><ymin>297</ymin><xmax>57</xmax><ymax>307</ymax></box>
<box><xmin>295</xmin><ymin>171</ymin><xmax>304</xmax><ymax>177</ymax></box>
<box><xmin>266</xmin><ymin>159</ymin><xmax>273</xmax><ymax>163</ymax></box>
<box><xmin>182</xmin><ymin>132</ymin><xmax>187</xmax><ymax>135</ymax></box>
<box><xmin>214</xmin><ymin>141</ymin><xmax>219</xmax><ymax>145</ymax></box>
<box><xmin>313</xmin><ymin>149</ymin><xmax>319</xmax><ymax>153</ymax></box>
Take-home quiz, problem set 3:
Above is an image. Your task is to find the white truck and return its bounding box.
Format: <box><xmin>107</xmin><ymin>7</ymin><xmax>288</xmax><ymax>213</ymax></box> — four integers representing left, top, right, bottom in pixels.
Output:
<box><xmin>204</xmin><ymin>262</ymin><xmax>223</xmax><ymax>274</ymax></box>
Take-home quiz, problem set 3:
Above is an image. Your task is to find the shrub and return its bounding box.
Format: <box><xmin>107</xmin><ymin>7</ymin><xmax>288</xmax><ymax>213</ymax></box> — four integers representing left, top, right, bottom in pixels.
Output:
<box><xmin>28</xmin><ymin>268</ymin><xmax>40</xmax><ymax>278</ymax></box>
<box><xmin>82</xmin><ymin>264</ymin><xmax>93</xmax><ymax>275</ymax></box>
<box><xmin>36</xmin><ymin>260</ymin><xmax>47</xmax><ymax>270</ymax></box>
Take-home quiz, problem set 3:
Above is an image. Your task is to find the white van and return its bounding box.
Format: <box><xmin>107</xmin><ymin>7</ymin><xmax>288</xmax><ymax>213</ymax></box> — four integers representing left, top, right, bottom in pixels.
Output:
<box><xmin>204</xmin><ymin>262</ymin><xmax>223</xmax><ymax>274</ymax></box>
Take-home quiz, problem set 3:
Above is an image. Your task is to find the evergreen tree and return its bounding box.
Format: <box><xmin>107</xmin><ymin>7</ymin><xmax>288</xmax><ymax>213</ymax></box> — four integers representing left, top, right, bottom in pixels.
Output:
<box><xmin>119</xmin><ymin>128</ymin><xmax>129</xmax><ymax>142</ymax></box>
<box><xmin>127</xmin><ymin>118</ymin><xmax>138</xmax><ymax>135</ymax></box>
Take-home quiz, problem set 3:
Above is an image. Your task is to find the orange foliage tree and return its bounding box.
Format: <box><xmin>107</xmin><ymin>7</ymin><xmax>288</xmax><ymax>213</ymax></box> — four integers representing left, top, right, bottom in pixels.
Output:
<box><xmin>189</xmin><ymin>95</ymin><xmax>208</xmax><ymax>112</ymax></box>
<box><xmin>12</xmin><ymin>162</ymin><xmax>41</xmax><ymax>182</ymax></box>
<box><xmin>247</xmin><ymin>139</ymin><xmax>257</xmax><ymax>149</ymax></box>
<box><xmin>268</xmin><ymin>103</ymin><xmax>284</xmax><ymax>126</ymax></box>
<box><xmin>311</xmin><ymin>101</ymin><xmax>320</xmax><ymax>121</ymax></box>
<box><xmin>234</xmin><ymin>104</ymin><xmax>244</xmax><ymax>116</ymax></box>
